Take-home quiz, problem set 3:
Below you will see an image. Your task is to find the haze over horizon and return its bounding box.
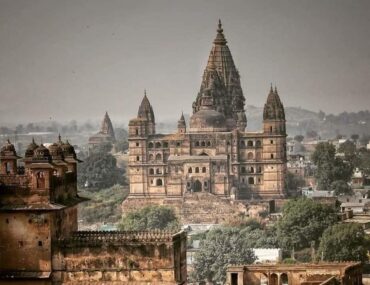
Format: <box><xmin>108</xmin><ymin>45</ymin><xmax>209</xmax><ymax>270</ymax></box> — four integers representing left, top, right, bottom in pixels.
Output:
<box><xmin>0</xmin><ymin>0</ymin><xmax>369</xmax><ymax>124</ymax></box>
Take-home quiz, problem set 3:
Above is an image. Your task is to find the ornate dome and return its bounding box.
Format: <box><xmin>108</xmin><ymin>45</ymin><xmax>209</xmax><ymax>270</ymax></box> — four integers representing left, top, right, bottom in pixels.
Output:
<box><xmin>48</xmin><ymin>143</ymin><xmax>64</xmax><ymax>160</ymax></box>
<box><xmin>0</xmin><ymin>139</ymin><xmax>18</xmax><ymax>157</ymax></box>
<box><xmin>61</xmin><ymin>140</ymin><xmax>76</xmax><ymax>158</ymax></box>
<box><xmin>25</xmin><ymin>138</ymin><xmax>39</xmax><ymax>158</ymax></box>
<box><xmin>263</xmin><ymin>86</ymin><xmax>285</xmax><ymax>121</ymax></box>
<box><xmin>33</xmin><ymin>144</ymin><xmax>52</xmax><ymax>162</ymax></box>
<box><xmin>189</xmin><ymin>109</ymin><xmax>227</xmax><ymax>132</ymax></box>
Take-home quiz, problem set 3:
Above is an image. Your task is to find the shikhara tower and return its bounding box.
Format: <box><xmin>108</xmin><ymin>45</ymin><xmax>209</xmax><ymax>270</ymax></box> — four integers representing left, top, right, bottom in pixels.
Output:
<box><xmin>193</xmin><ymin>20</ymin><xmax>247</xmax><ymax>132</ymax></box>
<box><xmin>127</xmin><ymin>21</ymin><xmax>287</xmax><ymax>201</ymax></box>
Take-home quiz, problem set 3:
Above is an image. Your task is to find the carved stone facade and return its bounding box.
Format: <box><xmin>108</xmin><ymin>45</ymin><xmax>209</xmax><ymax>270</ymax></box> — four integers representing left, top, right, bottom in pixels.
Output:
<box><xmin>0</xmin><ymin>139</ymin><xmax>186</xmax><ymax>285</ymax></box>
<box><xmin>226</xmin><ymin>263</ymin><xmax>362</xmax><ymax>285</ymax></box>
<box><xmin>127</xmin><ymin>21</ymin><xmax>287</xmax><ymax>201</ymax></box>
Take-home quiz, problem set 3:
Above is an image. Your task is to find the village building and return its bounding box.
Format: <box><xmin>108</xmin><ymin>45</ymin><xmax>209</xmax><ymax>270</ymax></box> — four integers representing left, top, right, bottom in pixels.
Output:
<box><xmin>226</xmin><ymin>262</ymin><xmax>362</xmax><ymax>285</ymax></box>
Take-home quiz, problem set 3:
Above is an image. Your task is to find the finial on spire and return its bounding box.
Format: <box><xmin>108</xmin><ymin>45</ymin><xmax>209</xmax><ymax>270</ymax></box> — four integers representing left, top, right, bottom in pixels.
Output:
<box><xmin>58</xmin><ymin>133</ymin><xmax>62</xmax><ymax>142</ymax></box>
<box><xmin>32</xmin><ymin>137</ymin><xmax>35</xmax><ymax>144</ymax></box>
<box><xmin>274</xmin><ymin>85</ymin><xmax>278</xmax><ymax>94</ymax></box>
<box><xmin>270</xmin><ymin>83</ymin><xmax>273</xmax><ymax>93</ymax></box>
<box><xmin>7</xmin><ymin>139</ymin><xmax>11</xmax><ymax>144</ymax></box>
<box><xmin>214</xmin><ymin>19</ymin><xmax>227</xmax><ymax>45</ymax></box>
<box><xmin>144</xmin><ymin>89</ymin><xmax>147</xmax><ymax>97</ymax></box>
<box><xmin>218</xmin><ymin>19</ymin><xmax>222</xmax><ymax>30</ymax></box>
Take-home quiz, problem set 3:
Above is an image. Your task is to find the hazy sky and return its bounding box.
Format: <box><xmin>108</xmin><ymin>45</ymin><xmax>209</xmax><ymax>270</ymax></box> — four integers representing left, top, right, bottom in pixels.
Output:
<box><xmin>0</xmin><ymin>0</ymin><xmax>369</xmax><ymax>124</ymax></box>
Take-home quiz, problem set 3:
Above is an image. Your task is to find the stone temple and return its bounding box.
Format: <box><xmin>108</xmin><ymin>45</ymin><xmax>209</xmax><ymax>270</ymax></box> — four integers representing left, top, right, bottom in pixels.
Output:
<box><xmin>127</xmin><ymin>21</ymin><xmax>287</xmax><ymax>201</ymax></box>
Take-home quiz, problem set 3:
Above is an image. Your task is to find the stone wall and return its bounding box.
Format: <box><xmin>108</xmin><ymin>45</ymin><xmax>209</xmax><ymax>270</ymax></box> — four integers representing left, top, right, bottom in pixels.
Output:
<box><xmin>52</xmin><ymin>231</ymin><xmax>187</xmax><ymax>285</ymax></box>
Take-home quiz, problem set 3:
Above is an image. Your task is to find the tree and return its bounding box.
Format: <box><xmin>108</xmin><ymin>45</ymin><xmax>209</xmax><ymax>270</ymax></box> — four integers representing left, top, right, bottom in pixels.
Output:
<box><xmin>119</xmin><ymin>205</ymin><xmax>179</xmax><ymax>231</ymax></box>
<box><xmin>276</xmin><ymin>198</ymin><xmax>337</xmax><ymax>250</ymax></box>
<box><xmin>285</xmin><ymin>172</ymin><xmax>305</xmax><ymax>191</ymax></box>
<box><xmin>294</xmin><ymin>135</ymin><xmax>304</xmax><ymax>142</ymax></box>
<box><xmin>330</xmin><ymin>180</ymin><xmax>352</xmax><ymax>196</ymax></box>
<box><xmin>338</xmin><ymin>140</ymin><xmax>357</xmax><ymax>164</ymax></box>
<box><xmin>351</xmin><ymin>134</ymin><xmax>359</xmax><ymax>143</ymax></box>
<box><xmin>312</xmin><ymin>142</ymin><xmax>353</xmax><ymax>189</ymax></box>
<box><xmin>318</xmin><ymin>223</ymin><xmax>368</xmax><ymax>262</ymax></box>
<box><xmin>191</xmin><ymin>227</ymin><xmax>255</xmax><ymax>284</ymax></box>
<box><xmin>77</xmin><ymin>151</ymin><xmax>125</xmax><ymax>189</ymax></box>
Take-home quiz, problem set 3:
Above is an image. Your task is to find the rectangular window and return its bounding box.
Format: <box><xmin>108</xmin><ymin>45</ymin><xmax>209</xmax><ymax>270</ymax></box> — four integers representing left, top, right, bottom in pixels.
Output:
<box><xmin>38</xmin><ymin>241</ymin><xmax>43</xmax><ymax>247</ymax></box>
<box><xmin>231</xmin><ymin>273</ymin><xmax>238</xmax><ymax>285</ymax></box>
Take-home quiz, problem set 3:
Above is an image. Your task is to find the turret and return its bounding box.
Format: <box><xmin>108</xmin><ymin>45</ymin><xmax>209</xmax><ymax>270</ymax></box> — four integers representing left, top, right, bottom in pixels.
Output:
<box><xmin>0</xmin><ymin>139</ymin><xmax>20</xmax><ymax>175</ymax></box>
<box><xmin>263</xmin><ymin>85</ymin><xmax>286</xmax><ymax>135</ymax></box>
<box><xmin>177</xmin><ymin>112</ymin><xmax>186</xmax><ymax>134</ymax></box>
<box><xmin>129</xmin><ymin>91</ymin><xmax>156</xmax><ymax>137</ymax></box>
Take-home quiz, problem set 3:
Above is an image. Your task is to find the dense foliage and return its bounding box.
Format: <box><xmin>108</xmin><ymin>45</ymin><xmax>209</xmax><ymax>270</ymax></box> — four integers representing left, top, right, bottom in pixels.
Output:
<box><xmin>311</xmin><ymin>142</ymin><xmax>353</xmax><ymax>190</ymax></box>
<box><xmin>78</xmin><ymin>185</ymin><xmax>129</xmax><ymax>225</ymax></box>
<box><xmin>317</xmin><ymin>223</ymin><xmax>368</xmax><ymax>262</ymax></box>
<box><xmin>119</xmin><ymin>205</ymin><xmax>179</xmax><ymax>231</ymax></box>
<box><xmin>285</xmin><ymin>172</ymin><xmax>306</xmax><ymax>191</ymax></box>
<box><xmin>190</xmin><ymin>227</ymin><xmax>256</xmax><ymax>284</ymax></box>
<box><xmin>276</xmin><ymin>198</ymin><xmax>337</xmax><ymax>250</ymax></box>
<box><xmin>77</xmin><ymin>143</ymin><xmax>125</xmax><ymax>189</ymax></box>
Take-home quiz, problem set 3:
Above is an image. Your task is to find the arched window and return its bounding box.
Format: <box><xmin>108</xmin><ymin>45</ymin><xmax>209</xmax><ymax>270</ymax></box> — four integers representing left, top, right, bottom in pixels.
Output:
<box><xmin>202</xmin><ymin>167</ymin><xmax>206</xmax><ymax>173</ymax></box>
<box><xmin>247</xmin><ymin>140</ymin><xmax>253</xmax><ymax>147</ymax></box>
<box><xmin>156</xmin><ymin>153</ymin><xmax>162</xmax><ymax>160</ymax></box>
<box><xmin>156</xmin><ymin>168</ymin><xmax>162</xmax><ymax>174</ymax></box>
<box><xmin>163</xmin><ymin>142</ymin><xmax>169</xmax><ymax>148</ymax></box>
<box><xmin>36</xmin><ymin>171</ymin><xmax>45</xmax><ymax>189</ymax></box>
<box><xmin>270</xmin><ymin>126</ymin><xmax>273</xmax><ymax>133</ymax></box>
<box><xmin>256</xmin><ymin>152</ymin><xmax>262</xmax><ymax>160</ymax></box>
<box><xmin>270</xmin><ymin>153</ymin><xmax>274</xmax><ymax>159</ymax></box>
<box><xmin>136</xmin><ymin>156</ymin><xmax>140</xmax><ymax>161</ymax></box>
<box><xmin>207</xmin><ymin>141</ymin><xmax>211</xmax><ymax>147</ymax></box>
<box><xmin>248</xmin><ymin>177</ymin><xmax>255</xmax><ymax>185</ymax></box>
<box><xmin>201</xmin><ymin>141</ymin><xmax>206</xmax><ymax>147</ymax></box>
<box><xmin>149</xmin><ymin>168</ymin><xmax>154</xmax><ymax>175</ymax></box>
<box><xmin>195</xmin><ymin>167</ymin><xmax>199</xmax><ymax>173</ymax></box>
<box><xmin>250</xmin><ymin>167</ymin><xmax>254</xmax><ymax>173</ymax></box>
<box><xmin>188</xmin><ymin>167</ymin><xmax>192</xmax><ymax>173</ymax></box>
<box><xmin>156</xmin><ymin>179</ymin><xmax>163</xmax><ymax>186</ymax></box>
<box><xmin>195</xmin><ymin>141</ymin><xmax>200</xmax><ymax>147</ymax></box>
<box><xmin>281</xmin><ymin>273</ymin><xmax>288</xmax><ymax>285</ymax></box>
<box><xmin>155</xmin><ymin>142</ymin><xmax>161</xmax><ymax>148</ymax></box>
<box><xmin>256</xmin><ymin>140</ymin><xmax>261</xmax><ymax>147</ymax></box>
<box><xmin>148</xmin><ymin>142</ymin><xmax>154</xmax><ymax>148</ymax></box>
<box><xmin>257</xmin><ymin>166</ymin><xmax>262</xmax><ymax>173</ymax></box>
<box><xmin>240</xmin><ymin>140</ymin><xmax>245</xmax><ymax>147</ymax></box>
<box><xmin>247</xmin><ymin>152</ymin><xmax>254</xmax><ymax>160</ymax></box>
<box><xmin>149</xmin><ymin>154</ymin><xmax>154</xmax><ymax>161</ymax></box>
<box><xmin>135</xmin><ymin>128</ymin><xmax>139</xmax><ymax>135</ymax></box>
<box><xmin>241</xmin><ymin>166</ymin><xmax>246</xmax><ymax>174</ymax></box>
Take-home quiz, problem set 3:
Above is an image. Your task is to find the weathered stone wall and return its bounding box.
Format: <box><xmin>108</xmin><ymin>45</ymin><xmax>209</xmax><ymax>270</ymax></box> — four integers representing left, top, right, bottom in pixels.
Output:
<box><xmin>122</xmin><ymin>192</ymin><xmax>247</xmax><ymax>224</ymax></box>
<box><xmin>53</xmin><ymin>231</ymin><xmax>187</xmax><ymax>285</ymax></box>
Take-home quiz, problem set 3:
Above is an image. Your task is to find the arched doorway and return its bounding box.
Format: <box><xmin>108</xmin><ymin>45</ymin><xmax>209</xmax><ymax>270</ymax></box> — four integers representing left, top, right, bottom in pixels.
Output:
<box><xmin>270</xmin><ymin>273</ymin><xmax>278</xmax><ymax>285</ymax></box>
<box><xmin>281</xmin><ymin>273</ymin><xmax>288</xmax><ymax>285</ymax></box>
<box><xmin>193</xmin><ymin>180</ymin><xmax>202</xmax><ymax>192</ymax></box>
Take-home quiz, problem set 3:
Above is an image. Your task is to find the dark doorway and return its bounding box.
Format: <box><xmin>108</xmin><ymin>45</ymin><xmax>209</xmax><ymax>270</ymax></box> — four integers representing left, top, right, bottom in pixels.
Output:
<box><xmin>193</xmin><ymin>180</ymin><xmax>202</xmax><ymax>192</ymax></box>
<box><xmin>231</xmin><ymin>273</ymin><xmax>238</xmax><ymax>285</ymax></box>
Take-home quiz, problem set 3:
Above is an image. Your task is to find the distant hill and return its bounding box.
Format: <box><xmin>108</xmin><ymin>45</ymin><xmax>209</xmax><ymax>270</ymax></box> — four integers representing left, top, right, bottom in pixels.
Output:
<box><xmin>157</xmin><ymin>106</ymin><xmax>370</xmax><ymax>139</ymax></box>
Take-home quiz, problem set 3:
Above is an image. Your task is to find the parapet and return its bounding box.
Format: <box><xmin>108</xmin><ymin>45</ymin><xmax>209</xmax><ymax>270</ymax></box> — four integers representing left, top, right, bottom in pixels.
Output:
<box><xmin>59</xmin><ymin>230</ymin><xmax>185</xmax><ymax>247</ymax></box>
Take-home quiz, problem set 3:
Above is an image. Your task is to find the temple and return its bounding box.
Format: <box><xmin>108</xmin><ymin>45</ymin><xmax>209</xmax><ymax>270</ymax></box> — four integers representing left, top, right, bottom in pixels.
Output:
<box><xmin>127</xmin><ymin>21</ymin><xmax>287</xmax><ymax>201</ymax></box>
<box><xmin>88</xmin><ymin>111</ymin><xmax>116</xmax><ymax>149</ymax></box>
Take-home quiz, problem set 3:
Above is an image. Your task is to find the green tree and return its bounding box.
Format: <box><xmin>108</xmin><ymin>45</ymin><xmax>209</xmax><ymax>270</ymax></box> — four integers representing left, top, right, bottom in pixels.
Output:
<box><xmin>312</xmin><ymin>142</ymin><xmax>353</xmax><ymax>189</ymax></box>
<box><xmin>191</xmin><ymin>227</ymin><xmax>255</xmax><ymax>284</ymax></box>
<box><xmin>285</xmin><ymin>172</ymin><xmax>305</xmax><ymax>191</ymax></box>
<box><xmin>338</xmin><ymin>140</ymin><xmax>357</xmax><ymax>164</ymax></box>
<box><xmin>318</xmin><ymin>223</ymin><xmax>368</xmax><ymax>262</ymax></box>
<box><xmin>119</xmin><ymin>205</ymin><xmax>179</xmax><ymax>231</ymax></box>
<box><xmin>276</xmin><ymin>198</ymin><xmax>337</xmax><ymax>250</ymax></box>
<box><xmin>294</xmin><ymin>135</ymin><xmax>304</xmax><ymax>142</ymax></box>
<box><xmin>330</xmin><ymin>180</ymin><xmax>352</xmax><ymax>196</ymax></box>
<box><xmin>77</xmin><ymin>151</ymin><xmax>125</xmax><ymax>189</ymax></box>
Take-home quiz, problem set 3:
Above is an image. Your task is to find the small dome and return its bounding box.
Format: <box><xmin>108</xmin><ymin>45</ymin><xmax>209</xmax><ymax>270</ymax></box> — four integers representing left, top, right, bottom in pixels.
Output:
<box><xmin>25</xmin><ymin>139</ymin><xmax>39</xmax><ymax>158</ymax></box>
<box><xmin>0</xmin><ymin>139</ymin><xmax>17</xmax><ymax>157</ymax></box>
<box><xmin>48</xmin><ymin>143</ymin><xmax>64</xmax><ymax>160</ymax></box>
<box><xmin>33</xmin><ymin>144</ymin><xmax>52</xmax><ymax>161</ymax></box>
<box><xmin>61</xmin><ymin>140</ymin><xmax>76</xmax><ymax>158</ymax></box>
<box><xmin>189</xmin><ymin>109</ymin><xmax>227</xmax><ymax>132</ymax></box>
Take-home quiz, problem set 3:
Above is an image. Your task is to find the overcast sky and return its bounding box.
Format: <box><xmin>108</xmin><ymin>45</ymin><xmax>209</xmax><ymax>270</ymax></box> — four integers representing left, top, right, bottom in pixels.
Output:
<box><xmin>0</xmin><ymin>0</ymin><xmax>369</xmax><ymax>124</ymax></box>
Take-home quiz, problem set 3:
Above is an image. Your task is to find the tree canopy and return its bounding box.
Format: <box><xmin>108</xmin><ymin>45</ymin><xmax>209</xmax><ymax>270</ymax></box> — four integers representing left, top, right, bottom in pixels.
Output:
<box><xmin>77</xmin><ymin>144</ymin><xmax>125</xmax><ymax>189</ymax></box>
<box><xmin>276</xmin><ymin>198</ymin><xmax>337</xmax><ymax>250</ymax></box>
<box><xmin>317</xmin><ymin>223</ymin><xmax>368</xmax><ymax>262</ymax></box>
<box><xmin>119</xmin><ymin>205</ymin><xmax>179</xmax><ymax>231</ymax></box>
<box><xmin>191</xmin><ymin>227</ymin><xmax>255</xmax><ymax>284</ymax></box>
<box><xmin>311</xmin><ymin>142</ymin><xmax>353</xmax><ymax>190</ymax></box>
